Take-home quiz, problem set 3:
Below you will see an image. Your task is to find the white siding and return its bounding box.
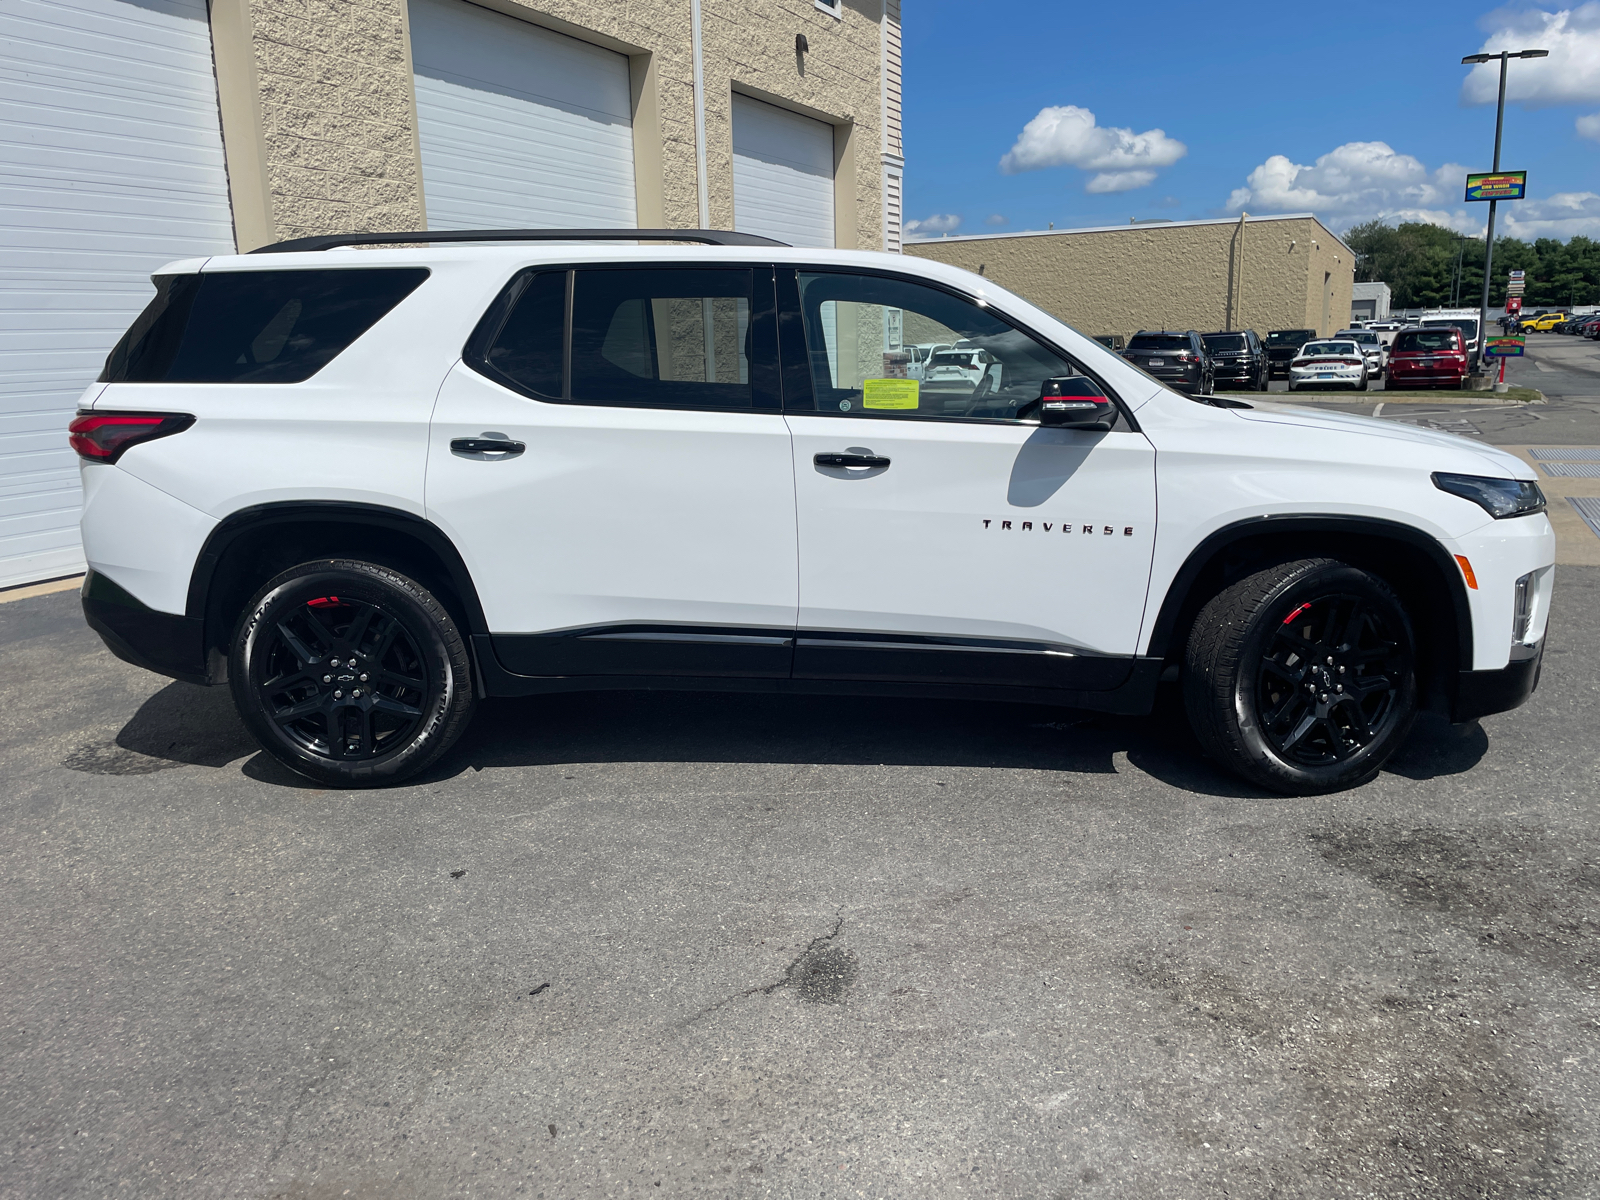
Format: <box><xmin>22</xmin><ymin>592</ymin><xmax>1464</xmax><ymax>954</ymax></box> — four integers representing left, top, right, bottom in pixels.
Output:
<box><xmin>0</xmin><ymin>0</ymin><xmax>235</xmax><ymax>588</ymax></box>
<box><xmin>409</xmin><ymin>0</ymin><xmax>636</xmax><ymax>231</ymax></box>
<box><xmin>883</xmin><ymin>165</ymin><xmax>902</xmax><ymax>253</ymax></box>
<box><xmin>731</xmin><ymin>94</ymin><xmax>834</xmax><ymax>249</ymax></box>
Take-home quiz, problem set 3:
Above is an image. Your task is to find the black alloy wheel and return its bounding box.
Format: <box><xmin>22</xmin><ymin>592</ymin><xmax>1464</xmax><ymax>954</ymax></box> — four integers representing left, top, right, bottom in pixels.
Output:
<box><xmin>1183</xmin><ymin>558</ymin><xmax>1417</xmax><ymax>794</ymax></box>
<box><xmin>231</xmin><ymin>559</ymin><xmax>476</xmax><ymax>787</ymax></box>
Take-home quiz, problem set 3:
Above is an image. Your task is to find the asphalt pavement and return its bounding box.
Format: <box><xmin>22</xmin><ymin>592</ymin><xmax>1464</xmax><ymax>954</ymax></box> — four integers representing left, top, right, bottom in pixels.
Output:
<box><xmin>4</xmin><ymin>337</ymin><xmax>1600</xmax><ymax>1200</ymax></box>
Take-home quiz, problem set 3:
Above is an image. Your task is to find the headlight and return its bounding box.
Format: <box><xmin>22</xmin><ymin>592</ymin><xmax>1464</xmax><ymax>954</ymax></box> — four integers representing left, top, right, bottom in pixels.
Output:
<box><xmin>1432</xmin><ymin>472</ymin><xmax>1547</xmax><ymax>519</ymax></box>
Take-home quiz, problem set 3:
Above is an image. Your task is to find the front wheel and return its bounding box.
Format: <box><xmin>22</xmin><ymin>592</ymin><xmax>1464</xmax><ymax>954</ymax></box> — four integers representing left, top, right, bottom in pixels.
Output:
<box><xmin>230</xmin><ymin>559</ymin><xmax>477</xmax><ymax>787</ymax></box>
<box><xmin>1183</xmin><ymin>559</ymin><xmax>1417</xmax><ymax>794</ymax></box>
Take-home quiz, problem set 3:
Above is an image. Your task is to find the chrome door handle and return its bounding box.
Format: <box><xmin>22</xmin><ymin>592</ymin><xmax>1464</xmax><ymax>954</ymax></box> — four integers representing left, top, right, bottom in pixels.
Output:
<box><xmin>451</xmin><ymin>435</ymin><xmax>525</xmax><ymax>457</ymax></box>
<box><xmin>814</xmin><ymin>452</ymin><xmax>890</xmax><ymax>469</ymax></box>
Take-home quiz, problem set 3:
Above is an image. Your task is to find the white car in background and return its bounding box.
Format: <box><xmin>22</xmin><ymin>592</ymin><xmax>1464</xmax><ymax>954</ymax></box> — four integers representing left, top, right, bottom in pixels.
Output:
<box><xmin>1335</xmin><ymin>329</ymin><xmax>1386</xmax><ymax>379</ymax></box>
<box><xmin>925</xmin><ymin>347</ymin><xmax>998</xmax><ymax>388</ymax></box>
<box><xmin>1289</xmin><ymin>339</ymin><xmax>1369</xmax><ymax>391</ymax></box>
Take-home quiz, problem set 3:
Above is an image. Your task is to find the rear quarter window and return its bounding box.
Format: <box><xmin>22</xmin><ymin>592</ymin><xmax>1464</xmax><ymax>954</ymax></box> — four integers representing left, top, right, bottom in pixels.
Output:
<box><xmin>101</xmin><ymin>267</ymin><xmax>430</xmax><ymax>384</ymax></box>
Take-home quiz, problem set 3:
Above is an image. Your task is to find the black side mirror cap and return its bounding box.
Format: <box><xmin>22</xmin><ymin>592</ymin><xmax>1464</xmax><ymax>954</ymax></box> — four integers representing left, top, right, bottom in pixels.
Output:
<box><xmin>1036</xmin><ymin>377</ymin><xmax>1115</xmax><ymax>430</ymax></box>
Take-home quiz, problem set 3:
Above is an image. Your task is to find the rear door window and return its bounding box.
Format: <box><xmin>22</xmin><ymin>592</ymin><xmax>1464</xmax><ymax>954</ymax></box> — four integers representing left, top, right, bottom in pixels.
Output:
<box><xmin>101</xmin><ymin>268</ymin><xmax>429</xmax><ymax>383</ymax></box>
<box><xmin>467</xmin><ymin>267</ymin><xmax>779</xmax><ymax>410</ymax></box>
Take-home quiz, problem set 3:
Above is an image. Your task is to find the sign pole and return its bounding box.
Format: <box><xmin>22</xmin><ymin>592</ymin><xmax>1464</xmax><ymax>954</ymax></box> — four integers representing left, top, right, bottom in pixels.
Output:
<box><xmin>1474</xmin><ymin>53</ymin><xmax>1509</xmax><ymax>377</ymax></box>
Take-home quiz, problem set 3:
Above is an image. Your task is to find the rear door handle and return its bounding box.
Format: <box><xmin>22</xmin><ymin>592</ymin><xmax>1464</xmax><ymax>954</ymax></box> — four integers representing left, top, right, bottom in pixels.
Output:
<box><xmin>814</xmin><ymin>452</ymin><xmax>890</xmax><ymax>469</ymax></box>
<box><xmin>451</xmin><ymin>435</ymin><xmax>525</xmax><ymax>457</ymax></box>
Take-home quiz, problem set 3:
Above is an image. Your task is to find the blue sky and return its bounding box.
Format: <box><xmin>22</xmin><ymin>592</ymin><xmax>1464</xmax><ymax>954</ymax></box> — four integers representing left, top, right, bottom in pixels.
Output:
<box><xmin>901</xmin><ymin>1</ymin><xmax>1600</xmax><ymax>242</ymax></box>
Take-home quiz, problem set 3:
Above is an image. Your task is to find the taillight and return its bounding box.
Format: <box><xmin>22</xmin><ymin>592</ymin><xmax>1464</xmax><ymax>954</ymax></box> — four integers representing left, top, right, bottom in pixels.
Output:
<box><xmin>68</xmin><ymin>412</ymin><xmax>194</xmax><ymax>464</ymax></box>
<box><xmin>1340</xmin><ymin>358</ymin><xmax>1363</xmax><ymax>366</ymax></box>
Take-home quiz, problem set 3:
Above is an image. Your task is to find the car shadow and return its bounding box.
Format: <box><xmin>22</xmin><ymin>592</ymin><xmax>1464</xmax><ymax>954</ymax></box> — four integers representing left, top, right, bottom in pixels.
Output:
<box><xmin>107</xmin><ymin>680</ymin><xmax>1489</xmax><ymax>796</ymax></box>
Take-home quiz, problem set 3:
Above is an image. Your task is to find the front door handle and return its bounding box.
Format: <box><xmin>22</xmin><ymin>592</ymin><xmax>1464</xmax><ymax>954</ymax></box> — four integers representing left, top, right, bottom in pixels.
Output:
<box><xmin>814</xmin><ymin>452</ymin><xmax>890</xmax><ymax>469</ymax></box>
<box><xmin>451</xmin><ymin>435</ymin><xmax>525</xmax><ymax>457</ymax></box>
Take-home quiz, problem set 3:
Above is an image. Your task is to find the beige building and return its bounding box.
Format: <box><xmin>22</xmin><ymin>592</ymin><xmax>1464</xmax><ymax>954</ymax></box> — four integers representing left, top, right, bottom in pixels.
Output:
<box><xmin>0</xmin><ymin>0</ymin><xmax>903</xmax><ymax>588</ymax></box>
<box><xmin>212</xmin><ymin>0</ymin><xmax>905</xmax><ymax>251</ymax></box>
<box><xmin>906</xmin><ymin>214</ymin><xmax>1357</xmax><ymax>341</ymax></box>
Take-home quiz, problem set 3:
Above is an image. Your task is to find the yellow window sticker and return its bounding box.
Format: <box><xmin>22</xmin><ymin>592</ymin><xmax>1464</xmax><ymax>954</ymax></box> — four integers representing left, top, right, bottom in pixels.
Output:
<box><xmin>862</xmin><ymin>378</ymin><xmax>920</xmax><ymax>409</ymax></box>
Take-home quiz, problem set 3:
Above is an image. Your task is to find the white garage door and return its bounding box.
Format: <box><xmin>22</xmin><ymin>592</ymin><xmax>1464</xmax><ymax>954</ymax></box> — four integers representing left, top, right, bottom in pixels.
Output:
<box><xmin>732</xmin><ymin>94</ymin><xmax>835</xmax><ymax>249</ymax></box>
<box><xmin>0</xmin><ymin>0</ymin><xmax>235</xmax><ymax>589</ymax></box>
<box><xmin>409</xmin><ymin>0</ymin><xmax>636</xmax><ymax>231</ymax></box>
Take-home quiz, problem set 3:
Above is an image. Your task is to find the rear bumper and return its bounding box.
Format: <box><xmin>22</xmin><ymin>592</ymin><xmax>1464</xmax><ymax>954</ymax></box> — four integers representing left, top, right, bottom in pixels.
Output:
<box><xmin>81</xmin><ymin>569</ymin><xmax>209</xmax><ymax>685</ymax></box>
<box><xmin>1452</xmin><ymin>640</ymin><xmax>1542</xmax><ymax>722</ymax></box>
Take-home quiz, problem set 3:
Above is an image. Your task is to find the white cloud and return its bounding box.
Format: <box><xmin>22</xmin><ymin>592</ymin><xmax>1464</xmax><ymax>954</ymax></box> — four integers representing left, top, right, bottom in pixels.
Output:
<box><xmin>998</xmin><ymin>105</ymin><xmax>1186</xmax><ymax>194</ymax></box>
<box><xmin>1463</xmin><ymin>4</ymin><xmax>1600</xmax><ymax>106</ymax></box>
<box><xmin>1227</xmin><ymin>139</ymin><xmax>1600</xmax><ymax>237</ymax></box>
<box><xmin>1499</xmin><ymin>190</ymin><xmax>1600</xmax><ymax>237</ymax></box>
<box><xmin>1464</xmin><ymin>4</ymin><xmax>1600</xmax><ymax>139</ymax></box>
<box><xmin>1226</xmin><ymin>142</ymin><xmax>1470</xmax><ymax>227</ymax></box>
<box><xmin>1086</xmin><ymin>170</ymin><xmax>1157</xmax><ymax>193</ymax></box>
<box><xmin>904</xmin><ymin>213</ymin><xmax>961</xmax><ymax>239</ymax></box>
<box><xmin>984</xmin><ymin>213</ymin><xmax>1009</xmax><ymax>226</ymax></box>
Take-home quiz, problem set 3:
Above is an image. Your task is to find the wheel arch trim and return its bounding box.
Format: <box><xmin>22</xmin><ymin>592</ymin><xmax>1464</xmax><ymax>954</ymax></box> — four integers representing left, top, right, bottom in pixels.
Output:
<box><xmin>185</xmin><ymin>500</ymin><xmax>490</xmax><ymax>639</ymax></box>
<box><xmin>1143</xmin><ymin>514</ymin><xmax>1473</xmax><ymax>668</ymax></box>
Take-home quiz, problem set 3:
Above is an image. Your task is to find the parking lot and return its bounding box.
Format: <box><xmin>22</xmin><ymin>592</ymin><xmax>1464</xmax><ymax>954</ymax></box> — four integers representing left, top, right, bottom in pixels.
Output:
<box><xmin>5</xmin><ymin>338</ymin><xmax>1600</xmax><ymax>1199</ymax></box>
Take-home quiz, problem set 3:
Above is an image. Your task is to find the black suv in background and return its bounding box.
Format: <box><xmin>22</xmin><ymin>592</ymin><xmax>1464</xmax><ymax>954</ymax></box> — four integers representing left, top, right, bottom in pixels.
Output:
<box><xmin>1123</xmin><ymin>330</ymin><xmax>1213</xmax><ymax>395</ymax></box>
<box><xmin>1265</xmin><ymin>329</ymin><xmax>1317</xmax><ymax>379</ymax></box>
<box><xmin>1201</xmin><ymin>329</ymin><xmax>1269</xmax><ymax>391</ymax></box>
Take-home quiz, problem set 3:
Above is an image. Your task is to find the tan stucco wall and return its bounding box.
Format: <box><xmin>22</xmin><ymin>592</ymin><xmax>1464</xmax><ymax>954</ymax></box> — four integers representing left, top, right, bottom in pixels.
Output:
<box><xmin>905</xmin><ymin>217</ymin><xmax>1359</xmax><ymax>340</ymax></box>
<box><xmin>215</xmin><ymin>0</ymin><xmax>887</xmax><ymax>250</ymax></box>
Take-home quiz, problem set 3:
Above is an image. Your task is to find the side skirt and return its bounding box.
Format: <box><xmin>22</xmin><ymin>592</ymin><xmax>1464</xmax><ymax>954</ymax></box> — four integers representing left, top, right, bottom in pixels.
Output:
<box><xmin>476</xmin><ymin>632</ymin><xmax>1163</xmax><ymax>716</ymax></box>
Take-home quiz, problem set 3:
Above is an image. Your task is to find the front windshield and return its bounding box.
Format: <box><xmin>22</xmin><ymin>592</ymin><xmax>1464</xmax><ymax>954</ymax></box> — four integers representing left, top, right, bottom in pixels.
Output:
<box><xmin>1202</xmin><ymin>334</ymin><xmax>1247</xmax><ymax>352</ymax></box>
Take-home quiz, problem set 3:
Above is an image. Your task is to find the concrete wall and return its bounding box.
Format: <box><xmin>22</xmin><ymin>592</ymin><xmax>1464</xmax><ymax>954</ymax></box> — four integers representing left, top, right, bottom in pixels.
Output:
<box><xmin>905</xmin><ymin>216</ymin><xmax>1358</xmax><ymax>339</ymax></box>
<box><xmin>213</xmin><ymin>0</ymin><xmax>889</xmax><ymax>250</ymax></box>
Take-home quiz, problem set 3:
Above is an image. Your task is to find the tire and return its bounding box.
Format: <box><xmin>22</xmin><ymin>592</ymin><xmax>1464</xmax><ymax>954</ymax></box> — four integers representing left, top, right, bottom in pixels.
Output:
<box><xmin>1182</xmin><ymin>558</ymin><xmax>1417</xmax><ymax>795</ymax></box>
<box><xmin>1358</xmin><ymin>373</ymin><xmax>1369</xmax><ymax>392</ymax></box>
<box><xmin>230</xmin><ymin>559</ymin><xmax>476</xmax><ymax>787</ymax></box>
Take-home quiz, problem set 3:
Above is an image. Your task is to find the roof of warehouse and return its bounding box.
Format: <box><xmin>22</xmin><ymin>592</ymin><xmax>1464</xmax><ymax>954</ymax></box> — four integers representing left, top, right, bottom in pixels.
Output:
<box><xmin>908</xmin><ymin>212</ymin><xmax>1354</xmax><ymax>255</ymax></box>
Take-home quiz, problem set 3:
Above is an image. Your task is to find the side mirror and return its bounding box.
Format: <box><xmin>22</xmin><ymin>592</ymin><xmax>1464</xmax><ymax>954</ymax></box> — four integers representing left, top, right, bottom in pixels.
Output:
<box><xmin>1036</xmin><ymin>377</ymin><xmax>1115</xmax><ymax>430</ymax></box>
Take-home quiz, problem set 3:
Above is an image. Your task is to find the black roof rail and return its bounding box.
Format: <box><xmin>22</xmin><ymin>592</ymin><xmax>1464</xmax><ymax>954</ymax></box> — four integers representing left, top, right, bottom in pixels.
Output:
<box><xmin>249</xmin><ymin>228</ymin><xmax>790</xmax><ymax>254</ymax></box>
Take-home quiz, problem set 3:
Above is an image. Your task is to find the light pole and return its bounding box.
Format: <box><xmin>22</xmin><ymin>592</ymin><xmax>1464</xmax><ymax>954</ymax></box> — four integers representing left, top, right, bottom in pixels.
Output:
<box><xmin>1461</xmin><ymin>47</ymin><xmax>1547</xmax><ymax>374</ymax></box>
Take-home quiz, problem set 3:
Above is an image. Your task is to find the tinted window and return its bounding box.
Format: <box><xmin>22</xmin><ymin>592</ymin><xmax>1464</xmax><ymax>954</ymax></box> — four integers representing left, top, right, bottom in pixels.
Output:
<box><xmin>1300</xmin><ymin>342</ymin><xmax>1356</xmax><ymax>356</ymax></box>
<box><xmin>101</xmin><ymin>268</ymin><xmax>429</xmax><ymax>384</ymax></box>
<box><xmin>1265</xmin><ymin>330</ymin><xmax>1315</xmax><ymax>346</ymax></box>
<box><xmin>793</xmin><ymin>271</ymin><xmax>1086</xmax><ymax>421</ymax></box>
<box><xmin>1393</xmin><ymin>331</ymin><xmax>1461</xmax><ymax>351</ymax></box>
<box><xmin>571</xmin><ymin>269</ymin><xmax>753</xmax><ymax>409</ymax></box>
<box><xmin>481</xmin><ymin>271</ymin><xmax>566</xmax><ymax>397</ymax></box>
<box><xmin>1128</xmin><ymin>335</ymin><xmax>1190</xmax><ymax>351</ymax></box>
<box><xmin>1202</xmin><ymin>334</ymin><xmax>1247</xmax><ymax>351</ymax></box>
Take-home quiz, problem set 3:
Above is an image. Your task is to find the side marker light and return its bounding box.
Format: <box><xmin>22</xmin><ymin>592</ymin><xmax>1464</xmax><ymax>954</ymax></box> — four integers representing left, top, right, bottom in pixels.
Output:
<box><xmin>1454</xmin><ymin>555</ymin><xmax>1479</xmax><ymax>590</ymax></box>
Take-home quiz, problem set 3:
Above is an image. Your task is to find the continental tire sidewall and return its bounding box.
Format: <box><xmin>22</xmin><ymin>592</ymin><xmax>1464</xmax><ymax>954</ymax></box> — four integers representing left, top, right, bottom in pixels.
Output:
<box><xmin>230</xmin><ymin>561</ymin><xmax>474</xmax><ymax>788</ymax></box>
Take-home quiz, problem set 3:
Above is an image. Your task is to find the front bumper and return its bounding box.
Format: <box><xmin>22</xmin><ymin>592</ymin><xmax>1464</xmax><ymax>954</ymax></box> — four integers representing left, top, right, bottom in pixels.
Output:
<box><xmin>81</xmin><ymin>569</ymin><xmax>209</xmax><ymax>685</ymax></box>
<box><xmin>1453</xmin><ymin>640</ymin><xmax>1543</xmax><ymax>722</ymax></box>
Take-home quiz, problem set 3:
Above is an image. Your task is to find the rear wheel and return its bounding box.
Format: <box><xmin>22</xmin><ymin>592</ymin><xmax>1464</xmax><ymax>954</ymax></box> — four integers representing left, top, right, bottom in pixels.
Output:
<box><xmin>1183</xmin><ymin>558</ymin><xmax>1417</xmax><ymax>794</ymax></box>
<box><xmin>230</xmin><ymin>559</ymin><xmax>476</xmax><ymax>787</ymax></box>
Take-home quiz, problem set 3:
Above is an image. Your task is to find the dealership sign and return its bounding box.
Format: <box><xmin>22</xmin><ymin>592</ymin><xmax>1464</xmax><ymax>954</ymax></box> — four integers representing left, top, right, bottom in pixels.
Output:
<box><xmin>1485</xmin><ymin>335</ymin><xmax>1526</xmax><ymax>358</ymax></box>
<box><xmin>1465</xmin><ymin>171</ymin><xmax>1527</xmax><ymax>201</ymax></box>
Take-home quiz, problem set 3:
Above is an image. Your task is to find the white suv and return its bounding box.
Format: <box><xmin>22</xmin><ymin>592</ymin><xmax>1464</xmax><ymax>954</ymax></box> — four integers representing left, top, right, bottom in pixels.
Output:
<box><xmin>73</xmin><ymin>230</ymin><xmax>1555</xmax><ymax>794</ymax></box>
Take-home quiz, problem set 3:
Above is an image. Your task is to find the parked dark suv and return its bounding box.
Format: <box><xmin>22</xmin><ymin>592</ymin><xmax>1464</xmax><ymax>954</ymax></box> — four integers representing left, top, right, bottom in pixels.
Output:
<box><xmin>1201</xmin><ymin>329</ymin><xmax>1269</xmax><ymax>391</ymax></box>
<box><xmin>1265</xmin><ymin>329</ymin><xmax>1317</xmax><ymax>379</ymax></box>
<box><xmin>1124</xmin><ymin>330</ymin><xmax>1213</xmax><ymax>395</ymax></box>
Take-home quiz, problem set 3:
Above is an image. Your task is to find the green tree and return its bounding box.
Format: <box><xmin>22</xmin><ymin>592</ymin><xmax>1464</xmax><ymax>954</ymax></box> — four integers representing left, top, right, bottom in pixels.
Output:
<box><xmin>1343</xmin><ymin>220</ymin><xmax>1600</xmax><ymax>310</ymax></box>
